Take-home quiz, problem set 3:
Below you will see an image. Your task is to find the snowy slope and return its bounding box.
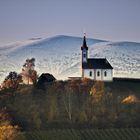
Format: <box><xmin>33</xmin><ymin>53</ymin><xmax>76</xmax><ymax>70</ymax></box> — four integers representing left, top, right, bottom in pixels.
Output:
<box><xmin>0</xmin><ymin>39</ymin><xmax>41</xmax><ymax>83</ymax></box>
<box><xmin>89</xmin><ymin>42</ymin><xmax>140</xmax><ymax>79</ymax></box>
<box><xmin>0</xmin><ymin>35</ymin><xmax>140</xmax><ymax>84</ymax></box>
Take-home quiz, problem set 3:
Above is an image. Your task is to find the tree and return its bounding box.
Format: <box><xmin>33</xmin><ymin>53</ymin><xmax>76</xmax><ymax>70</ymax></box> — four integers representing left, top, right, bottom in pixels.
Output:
<box><xmin>21</xmin><ymin>58</ymin><xmax>38</xmax><ymax>85</ymax></box>
<box><xmin>63</xmin><ymin>84</ymin><xmax>77</xmax><ymax>121</ymax></box>
<box><xmin>2</xmin><ymin>72</ymin><xmax>22</xmax><ymax>89</ymax></box>
<box><xmin>90</xmin><ymin>81</ymin><xmax>105</xmax><ymax>103</ymax></box>
<box><xmin>46</xmin><ymin>94</ymin><xmax>58</xmax><ymax>122</ymax></box>
<box><xmin>0</xmin><ymin>108</ymin><xmax>25</xmax><ymax>140</ymax></box>
<box><xmin>83</xmin><ymin>81</ymin><xmax>106</xmax><ymax>124</ymax></box>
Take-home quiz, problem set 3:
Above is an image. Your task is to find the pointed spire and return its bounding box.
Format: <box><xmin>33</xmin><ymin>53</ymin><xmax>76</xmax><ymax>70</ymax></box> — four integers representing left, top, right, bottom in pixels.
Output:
<box><xmin>81</xmin><ymin>33</ymin><xmax>88</xmax><ymax>50</ymax></box>
<box><xmin>83</xmin><ymin>34</ymin><xmax>87</xmax><ymax>47</ymax></box>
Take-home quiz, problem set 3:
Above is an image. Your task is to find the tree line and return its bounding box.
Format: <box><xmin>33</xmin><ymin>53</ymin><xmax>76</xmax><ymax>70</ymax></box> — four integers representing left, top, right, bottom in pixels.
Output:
<box><xmin>0</xmin><ymin>57</ymin><xmax>140</xmax><ymax>140</ymax></box>
<box><xmin>0</xmin><ymin>79</ymin><xmax>140</xmax><ymax>131</ymax></box>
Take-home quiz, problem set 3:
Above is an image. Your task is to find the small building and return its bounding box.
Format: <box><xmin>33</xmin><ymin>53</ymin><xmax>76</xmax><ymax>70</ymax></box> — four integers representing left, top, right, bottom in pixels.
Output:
<box><xmin>36</xmin><ymin>73</ymin><xmax>56</xmax><ymax>88</ymax></box>
<box><xmin>81</xmin><ymin>35</ymin><xmax>113</xmax><ymax>81</ymax></box>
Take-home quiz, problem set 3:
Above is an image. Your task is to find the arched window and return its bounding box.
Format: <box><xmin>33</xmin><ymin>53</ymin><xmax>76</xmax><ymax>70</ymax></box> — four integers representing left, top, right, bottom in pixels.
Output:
<box><xmin>104</xmin><ymin>71</ymin><xmax>107</xmax><ymax>77</ymax></box>
<box><xmin>97</xmin><ymin>71</ymin><xmax>100</xmax><ymax>77</ymax></box>
<box><xmin>89</xmin><ymin>71</ymin><xmax>92</xmax><ymax>77</ymax></box>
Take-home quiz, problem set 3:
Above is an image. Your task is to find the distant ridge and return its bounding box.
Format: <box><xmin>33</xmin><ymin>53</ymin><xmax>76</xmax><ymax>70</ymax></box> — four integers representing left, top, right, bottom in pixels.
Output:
<box><xmin>0</xmin><ymin>35</ymin><xmax>140</xmax><ymax>84</ymax></box>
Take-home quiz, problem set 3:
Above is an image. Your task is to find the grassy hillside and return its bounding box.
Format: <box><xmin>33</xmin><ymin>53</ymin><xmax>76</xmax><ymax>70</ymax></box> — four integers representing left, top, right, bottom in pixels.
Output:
<box><xmin>0</xmin><ymin>78</ymin><xmax>140</xmax><ymax>139</ymax></box>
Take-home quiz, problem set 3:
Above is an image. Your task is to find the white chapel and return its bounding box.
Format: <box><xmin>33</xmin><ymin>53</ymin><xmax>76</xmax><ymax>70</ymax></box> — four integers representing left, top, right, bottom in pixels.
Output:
<box><xmin>81</xmin><ymin>35</ymin><xmax>113</xmax><ymax>81</ymax></box>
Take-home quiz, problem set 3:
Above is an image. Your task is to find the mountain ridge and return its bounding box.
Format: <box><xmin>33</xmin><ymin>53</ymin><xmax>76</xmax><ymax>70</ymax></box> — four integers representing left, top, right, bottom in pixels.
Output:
<box><xmin>0</xmin><ymin>35</ymin><xmax>140</xmax><ymax>84</ymax></box>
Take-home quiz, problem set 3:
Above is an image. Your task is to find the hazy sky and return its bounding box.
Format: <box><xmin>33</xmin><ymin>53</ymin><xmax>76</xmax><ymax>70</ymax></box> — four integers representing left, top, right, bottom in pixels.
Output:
<box><xmin>0</xmin><ymin>0</ymin><xmax>140</xmax><ymax>45</ymax></box>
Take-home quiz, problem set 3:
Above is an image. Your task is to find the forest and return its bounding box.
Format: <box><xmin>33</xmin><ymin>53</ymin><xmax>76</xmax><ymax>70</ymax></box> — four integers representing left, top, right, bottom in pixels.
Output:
<box><xmin>0</xmin><ymin>78</ymin><xmax>140</xmax><ymax>139</ymax></box>
<box><xmin>0</xmin><ymin>58</ymin><xmax>140</xmax><ymax>140</ymax></box>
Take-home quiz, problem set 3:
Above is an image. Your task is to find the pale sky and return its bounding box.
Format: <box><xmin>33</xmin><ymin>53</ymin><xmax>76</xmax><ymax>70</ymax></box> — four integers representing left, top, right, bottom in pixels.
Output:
<box><xmin>0</xmin><ymin>0</ymin><xmax>140</xmax><ymax>45</ymax></box>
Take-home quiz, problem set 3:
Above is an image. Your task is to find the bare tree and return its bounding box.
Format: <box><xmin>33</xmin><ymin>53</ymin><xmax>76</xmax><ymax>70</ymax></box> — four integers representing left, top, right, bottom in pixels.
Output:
<box><xmin>63</xmin><ymin>86</ymin><xmax>74</xmax><ymax>121</ymax></box>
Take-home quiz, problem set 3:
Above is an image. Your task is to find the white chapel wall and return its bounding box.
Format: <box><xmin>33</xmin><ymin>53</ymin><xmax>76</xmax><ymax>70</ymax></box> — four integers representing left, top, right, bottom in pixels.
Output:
<box><xmin>95</xmin><ymin>69</ymin><xmax>102</xmax><ymax>80</ymax></box>
<box><xmin>83</xmin><ymin>69</ymin><xmax>113</xmax><ymax>81</ymax></box>
<box><xmin>84</xmin><ymin>69</ymin><xmax>94</xmax><ymax>79</ymax></box>
<box><xmin>102</xmin><ymin>69</ymin><xmax>113</xmax><ymax>81</ymax></box>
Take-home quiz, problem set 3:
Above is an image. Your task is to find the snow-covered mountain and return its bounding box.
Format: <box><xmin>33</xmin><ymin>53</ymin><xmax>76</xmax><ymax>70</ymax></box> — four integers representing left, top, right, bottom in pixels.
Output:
<box><xmin>0</xmin><ymin>35</ymin><xmax>140</xmax><ymax>84</ymax></box>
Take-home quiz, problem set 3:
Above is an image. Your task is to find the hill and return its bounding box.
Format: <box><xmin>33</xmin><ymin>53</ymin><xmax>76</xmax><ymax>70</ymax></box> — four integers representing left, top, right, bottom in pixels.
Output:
<box><xmin>0</xmin><ymin>79</ymin><xmax>140</xmax><ymax>130</ymax></box>
<box><xmin>0</xmin><ymin>78</ymin><xmax>140</xmax><ymax>139</ymax></box>
<box><xmin>0</xmin><ymin>35</ymin><xmax>140</xmax><ymax>84</ymax></box>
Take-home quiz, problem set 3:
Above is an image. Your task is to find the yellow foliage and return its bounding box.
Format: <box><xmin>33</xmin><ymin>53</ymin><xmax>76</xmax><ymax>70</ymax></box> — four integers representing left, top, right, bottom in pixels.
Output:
<box><xmin>0</xmin><ymin>125</ymin><xmax>25</xmax><ymax>140</ymax></box>
<box><xmin>122</xmin><ymin>95</ymin><xmax>139</xmax><ymax>104</ymax></box>
<box><xmin>90</xmin><ymin>81</ymin><xmax>104</xmax><ymax>95</ymax></box>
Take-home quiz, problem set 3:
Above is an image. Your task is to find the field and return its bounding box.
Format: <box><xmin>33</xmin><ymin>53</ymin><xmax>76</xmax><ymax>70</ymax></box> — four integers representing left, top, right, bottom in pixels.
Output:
<box><xmin>24</xmin><ymin>128</ymin><xmax>140</xmax><ymax>140</ymax></box>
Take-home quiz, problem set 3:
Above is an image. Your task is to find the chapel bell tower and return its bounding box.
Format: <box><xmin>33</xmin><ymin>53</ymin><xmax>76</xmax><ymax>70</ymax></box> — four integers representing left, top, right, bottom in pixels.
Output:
<box><xmin>81</xmin><ymin>34</ymin><xmax>88</xmax><ymax>63</ymax></box>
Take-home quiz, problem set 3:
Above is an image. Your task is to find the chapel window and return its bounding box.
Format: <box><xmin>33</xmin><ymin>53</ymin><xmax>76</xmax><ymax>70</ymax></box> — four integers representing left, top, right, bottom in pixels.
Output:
<box><xmin>97</xmin><ymin>71</ymin><xmax>100</xmax><ymax>77</ymax></box>
<box><xmin>89</xmin><ymin>71</ymin><xmax>92</xmax><ymax>77</ymax></box>
<box><xmin>104</xmin><ymin>71</ymin><xmax>107</xmax><ymax>77</ymax></box>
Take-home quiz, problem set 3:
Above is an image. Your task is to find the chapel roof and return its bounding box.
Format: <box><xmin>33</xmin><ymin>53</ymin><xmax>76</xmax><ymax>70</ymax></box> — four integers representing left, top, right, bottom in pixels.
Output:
<box><xmin>82</xmin><ymin>58</ymin><xmax>113</xmax><ymax>69</ymax></box>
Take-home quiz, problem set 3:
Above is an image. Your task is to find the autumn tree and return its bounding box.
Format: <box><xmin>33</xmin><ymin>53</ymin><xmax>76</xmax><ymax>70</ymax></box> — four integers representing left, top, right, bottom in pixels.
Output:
<box><xmin>0</xmin><ymin>108</ymin><xmax>25</xmax><ymax>140</ymax></box>
<box><xmin>82</xmin><ymin>81</ymin><xmax>106</xmax><ymax>124</ymax></box>
<box><xmin>46</xmin><ymin>94</ymin><xmax>58</xmax><ymax>122</ymax></box>
<box><xmin>90</xmin><ymin>81</ymin><xmax>105</xmax><ymax>102</ymax></box>
<box><xmin>2</xmin><ymin>72</ymin><xmax>22</xmax><ymax>89</ymax></box>
<box><xmin>21</xmin><ymin>58</ymin><xmax>38</xmax><ymax>85</ymax></box>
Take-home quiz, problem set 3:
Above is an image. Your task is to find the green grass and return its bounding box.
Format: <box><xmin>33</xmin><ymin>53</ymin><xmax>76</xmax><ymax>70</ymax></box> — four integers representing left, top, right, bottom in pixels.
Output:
<box><xmin>24</xmin><ymin>128</ymin><xmax>140</xmax><ymax>140</ymax></box>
